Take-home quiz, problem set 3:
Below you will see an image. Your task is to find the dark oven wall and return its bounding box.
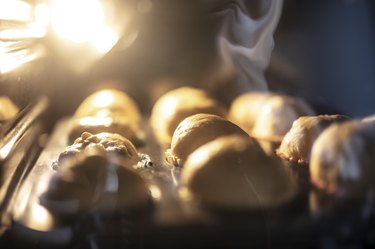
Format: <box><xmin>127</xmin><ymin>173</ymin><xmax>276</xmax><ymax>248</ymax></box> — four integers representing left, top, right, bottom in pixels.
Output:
<box><xmin>267</xmin><ymin>0</ymin><xmax>375</xmax><ymax>117</ymax></box>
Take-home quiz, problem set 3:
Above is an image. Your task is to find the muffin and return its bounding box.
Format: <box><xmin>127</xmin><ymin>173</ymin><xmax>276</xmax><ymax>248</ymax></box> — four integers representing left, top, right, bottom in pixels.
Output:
<box><xmin>180</xmin><ymin>135</ymin><xmax>296</xmax><ymax>210</ymax></box>
<box><xmin>56</xmin><ymin>132</ymin><xmax>140</xmax><ymax>170</ymax></box>
<box><xmin>310</xmin><ymin>120</ymin><xmax>375</xmax><ymax>196</ymax></box>
<box><xmin>69</xmin><ymin>89</ymin><xmax>141</xmax><ymax>144</ymax></box>
<box><xmin>42</xmin><ymin>146</ymin><xmax>150</xmax><ymax>214</ymax></box>
<box><xmin>276</xmin><ymin>115</ymin><xmax>349</xmax><ymax>164</ymax></box>
<box><xmin>165</xmin><ymin>114</ymin><xmax>248</xmax><ymax>167</ymax></box>
<box><xmin>230</xmin><ymin>92</ymin><xmax>314</xmax><ymax>154</ymax></box>
<box><xmin>150</xmin><ymin>87</ymin><xmax>227</xmax><ymax>147</ymax></box>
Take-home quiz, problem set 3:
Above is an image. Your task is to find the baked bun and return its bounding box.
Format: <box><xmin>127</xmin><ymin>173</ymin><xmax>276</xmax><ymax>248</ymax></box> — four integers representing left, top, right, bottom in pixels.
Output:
<box><xmin>229</xmin><ymin>92</ymin><xmax>273</xmax><ymax>133</ymax></box>
<box><xmin>251</xmin><ymin>95</ymin><xmax>314</xmax><ymax>142</ymax></box>
<box><xmin>42</xmin><ymin>147</ymin><xmax>150</xmax><ymax>214</ymax></box>
<box><xmin>310</xmin><ymin>120</ymin><xmax>375</xmax><ymax>196</ymax></box>
<box><xmin>0</xmin><ymin>96</ymin><xmax>19</xmax><ymax>122</ymax></box>
<box><xmin>69</xmin><ymin>89</ymin><xmax>141</xmax><ymax>144</ymax></box>
<box><xmin>57</xmin><ymin>132</ymin><xmax>140</xmax><ymax>170</ymax></box>
<box><xmin>74</xmin><ymin>89</ymin><xmax>141</xmax><ymax>121</ymax></box>
<box><xmin>150</xmin><ymin>87</ymin><xmax>227</xmax><ymax>147</ymax></box>
<box><xmin>180</xmin><ymin>135</ymin><xmax>296</xmax><ymax>210</ymax></box>
<box><xmin>165</xmin><ymin>114</ymin><xmax>248</xmax><ymax>166</ymax></box>
<box><xmin>230</xmin><ymin>92</ymin><xmax>314</xmax><ymax>154</ymax></box>
<box><xmin>277</xmin><ymin>115</ymin><xmax>349</xmax><ymax>164</ymax></box>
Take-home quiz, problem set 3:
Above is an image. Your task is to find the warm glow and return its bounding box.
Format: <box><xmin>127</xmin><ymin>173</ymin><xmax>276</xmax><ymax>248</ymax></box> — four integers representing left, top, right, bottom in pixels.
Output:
<box><xmin>162</xmin><ymin>97</ymin><xmax>178</xmax><ymax>117</ymax></box>
<box><xmin>50</xmin><ymin>0</ymin><xmax>104</xmax><ymax>43</ymax></box>
<box><xmin>0</xmin><ymin>48</ymin><xmax>40</xmax><ymax>74</ymax></box>
<box><xmin>49</xmin><ymin>0</ymin><xmax>119</xmax><ymax>52</ymax></box>
<box><xmin>94</xmin><ymin>91</ymin><xmax>115</xmax><ymax>108</ymax></box>
<box><xmin>31</xmin><ymin>204</ymin><xmax>49</xmax><ymax>225</ymax></box>
<box><xmin>0</xmin><ymin>1</ymin><xmax>47</xmax><ymax>74</ymax></box>
<box><xmin>0</xmin><ymin>26</ymin><xmax>46</xmax><ymax>40</ymax></box>
<box><xmin>0</xmin><ymin>134</ymin><xmax>18</xmax><ymax>159</ymax></box>
<box><xmin>0</xmin><ymin>0</ymin><xmax>32</xmax><ymax>22</ymax></box>
<box><xmin>149</xmin><ymin>185</ymin><xmax>162</xmax><ymax>200</ymax></box>
<box><xmin>93</xmin><ymin>27</ymin><xmax>119</xmax><ymax>54</ymax></box>
<box><xmin>34</xmin><ymin>3</ymin><xmax>50</xmax><ymax>28</ymax></box>
<box><xmin>188</xmin><ymin>148</ymin><xmax>208</xmax><ymax>166</ymax></box>
<box><xmin>79</xmin><ymin>116</ymin><xmax>113</xmax><ymax>126</ymax></box>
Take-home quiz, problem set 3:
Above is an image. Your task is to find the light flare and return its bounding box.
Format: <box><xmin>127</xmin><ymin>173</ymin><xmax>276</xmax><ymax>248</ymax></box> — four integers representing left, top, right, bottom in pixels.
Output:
<box><xmin>0</xmin><ymin>0</ymin><xmax>32</xmax><ymax>22</ymax></box>
<box><xmin>93</xmin><ymin>90</ymin><xmax>116</xmax><ymax>108</ymax></box>
<box><xmin>49</xmin><ymin>0</ymin><xmax>119</xmax><ymax>53</ymax></box>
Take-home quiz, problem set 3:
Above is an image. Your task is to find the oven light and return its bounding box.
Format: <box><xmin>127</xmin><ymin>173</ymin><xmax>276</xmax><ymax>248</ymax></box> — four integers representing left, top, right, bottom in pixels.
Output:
<box><xmin>49</xmin><ymin>0</ymin><xmax>118</xmax><ymax>54</ymax></box>
<box><xmin>0</xmin><ymin>0</ymin><xmax>32</xmax><ymax>22</ymax></box>
<box><xmin>0</xmin><ymin>0</ymin><xmax>47</xmax><ymax>74</ymax></box>
<box><xmin>50</xmin><ymin>0</ymin><xmax>103</xmax><ymax>43</ymax></box>
<box><xmin>92</xmin><ymin>26</ymin><xmax>119</xmax><ymax>54</ymax></box>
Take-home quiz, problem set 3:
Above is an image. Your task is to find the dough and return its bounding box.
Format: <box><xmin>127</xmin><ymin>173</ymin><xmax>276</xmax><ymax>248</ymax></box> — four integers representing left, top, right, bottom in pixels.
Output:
<box><xmin>276</xmin><ymin>115</ymin><xmax>349</xmax><ymax>164</ymax></box>
<box><xmin>150</xmin><ymin>87</ymin><xmax>227</xmax><ymax>147</ymax></box>
<box><xmin>42</xmin><ymin>146</ymin><xmax>150</xmax><ymax>214</ymax></box>
<box><xmin>229</xmin><ymin>91</ymin><xmax>273</xmax><ymax>133</ymax></box>
<box><xmin>74</xmin><ymin>88</ymin><xmax>140</xmax><ymax>122</ymax></box>
<box><xmin>180</xmin><ymin>135</ymin><xmax>296</xmax><ymax>210</ymax></box>
<box><xmin>69</xmin><ymin>115</ymin><xmax>141</xmax><ymax>145</ymax></box>
<box><xmin>165</xmin><ymin>114</ymin><xmax>248</xmax><ymax>166</ymax></box>
<box><xmin>69</xmin><ymin>89</ymin><xmax>141</xmax><ymax>144</ymax></box>
<box><xmin>310</xmin><ymin>120</ymin><xmax>375</xmax><ymax>196</ymax></box>
<box><xmin>230</xmin><ymin>92</ymin><xmax>314</xmax><ymax>155</ymax></box>
<box><xmin>58</xmin><ymin>132</ymin><xmax>140</xmax><ymax>169</ymax></box>
<box><xmin>251</xmin><ymin>95</ymin><xmax>314</xmax><ymax>142</ymax></box>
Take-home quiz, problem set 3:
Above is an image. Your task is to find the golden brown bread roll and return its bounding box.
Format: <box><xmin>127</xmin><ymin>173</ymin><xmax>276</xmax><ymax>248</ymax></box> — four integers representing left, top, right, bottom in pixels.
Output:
<box><xmin>74</xmin><ymin>89</ymin><xmax>141</xmax><ymax>121</ymax></box>
<box><xmin>230</xmin><ymin>92</ymin><xmax>314</xmax><ymax>155</ymax></box>
<box><xmin>276</xmin><ymin>115</ymin><xmax>349</xmax><ymax>164</ymax></box>
<box><xmin>150</xmin><ymin>87</ymin><xmax>227</xmax><ymax>147</ymax></box>
<box><xmin>165</xmin><ymin>114</ymin><xmax>248</xmax><ymax>166</ymax></box>
<box><xmin>229</xmin><ymin>91</ymin><xmax>273</xmax><ymax>132</ymax></box>
<box><xmin>43</xmin><ymin>146</ymin><xmax>150</xmax><ymax>214</ymax></box>
<box><xmin>310</xmin><ymin>120</ymin><xmax>375</xmax><ymax>196</ymax></box>
<box><xmin>69</xmin><ymin>89</ymin><xmax>141</xmax><ymax>144</ymax></box>
<box><xmin>57</xmin><ymin>132</ymin><xmax>140</xmax><ymax>170</ymax></box>
<box><xmin>251</xmin><ymin>95</ymin><xmax>315</xmax><ymax>142</ymax></box>
<box><xmin>180</xmin><ymin>135</ymin><xmax>296</xmax><ymax>210</ymax></box>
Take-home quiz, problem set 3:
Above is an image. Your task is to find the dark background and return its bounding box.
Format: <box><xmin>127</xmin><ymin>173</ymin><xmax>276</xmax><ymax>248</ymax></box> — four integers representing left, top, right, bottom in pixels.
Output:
<box><xmin>267</xmin><ymin>0</ymin><xmax>375</xmax><ymax>117</ymax></box>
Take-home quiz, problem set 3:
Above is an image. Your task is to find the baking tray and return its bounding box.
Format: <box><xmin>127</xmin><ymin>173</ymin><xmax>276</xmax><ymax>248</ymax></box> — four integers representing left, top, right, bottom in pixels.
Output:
<box><xmin>2</xmin><ymin>114</ymin><xmax>375</xmax><ymax>249</ymax></box>
<box><xmin>0</xmin><ymin>97</ymin><xmax>48</xmax><ymax>234</ymax></box>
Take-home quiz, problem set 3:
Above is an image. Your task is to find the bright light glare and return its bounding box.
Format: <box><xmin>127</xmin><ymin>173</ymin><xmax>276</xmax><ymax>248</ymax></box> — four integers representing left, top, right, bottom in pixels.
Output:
<box><xmin>149</xmin><ymin>185</ymin><xmax>162</xmax><ymax>200</ymax></box>
<box><xmin>94</xmin><ymin>91</ymin><xmax>115</xmax><ymax>107</ymax></box>
<box><xmin>0</xmin><ymin>26</ymin><xmax>46</xmax><ymax>40</ymax></box>
<box><xmin>0</xmin><ymin>48</ymin><xmax>38</xmax><ymax>74</ymax></box>
<box><xmin>50</xmin><ymin>0</ymin><xmax>104</xmax><ymax>43</ymax></box>
<box><xmin>93</xmin><ymin>27</ymin><xmax>119</xmax><ymax>54</ymax></box>
<box><xmin>31</xmin><ymin>204</ymin><xmax>49</xmax><ymax>224</ymax></box>
<box><xmin>34</xmin><ymin>3</ymin><xmax>50</xmax><ymax>28</ymax></box>
<box><xmin>162</xmin><ymin>97</ymin><xmax>178</xmax><ymax>116</ymax></box>
<box><xmin>50</xmin><ymin>0</ymin><xmax>119</xmax><ymax>53</ymax></box>
<box><xmin>0</xmin><ymin>0</ymin><xmax>32</xmax><ymax>21</ymax></box>
<box><xmin>79</xmin><ymin>116</ymin><xmax>112</xmax><ymax>126</ymax></box>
